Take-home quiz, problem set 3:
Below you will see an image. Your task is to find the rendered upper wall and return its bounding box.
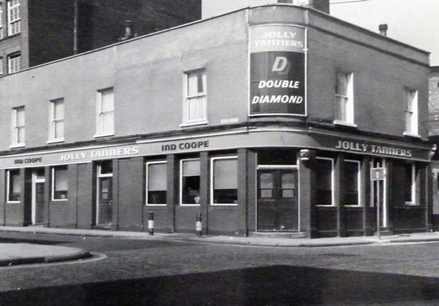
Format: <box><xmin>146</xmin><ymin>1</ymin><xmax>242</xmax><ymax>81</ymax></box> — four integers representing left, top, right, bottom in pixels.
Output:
<box><xmin>0</xmin><ymin>5</ymin><xmax>430</xmax><ymax>151</ymax></box>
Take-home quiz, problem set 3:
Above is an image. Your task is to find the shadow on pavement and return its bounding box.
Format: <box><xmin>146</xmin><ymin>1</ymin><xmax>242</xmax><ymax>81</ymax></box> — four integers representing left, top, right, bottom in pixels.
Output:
<box><xmin>1</xmin><ymin>265</ymin><xmax>439</xmax><ymax>305</ymax></box>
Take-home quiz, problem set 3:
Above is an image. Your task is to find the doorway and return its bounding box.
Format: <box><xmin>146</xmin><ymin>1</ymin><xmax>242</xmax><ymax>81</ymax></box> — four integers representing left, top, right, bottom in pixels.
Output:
<box><xmin>31</xmin><ymin>168</ymin><xmax>45</xmax><ymax>225</ymax></box>
<box><xmin>257</xmin><ymin>168</ymin><xmax>299</xmax><ymax>231</ymax></box>
<box><xmin>370</xmin><ymin>159</ymin><xmax>387</xmax><ymax>230</ymax></box>
<box><xmin>96</xmin><ymin>161</ymin><xmax>113</xmax><ymax>227</ymax></box>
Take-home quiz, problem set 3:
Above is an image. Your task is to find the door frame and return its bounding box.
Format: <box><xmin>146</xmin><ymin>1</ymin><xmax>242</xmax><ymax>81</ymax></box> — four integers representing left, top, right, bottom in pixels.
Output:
<box><xmin>95</xmin><ymin>164</ymin><xmax>113</xmax><ymax>226</ymax></box>
<box><xmin>370</xmin><ymin>158</ymin><xmax>388</xmax><ymax>228</ymax></box>
<box><xmin>256</xmin><ymin>165</ymin><xmax>300</xmax><ymax>232</ymax></box>
<box><xmin>31</xmin><ymin>169</ymin><xmax>45</xmax><ymax>225</ymax></box>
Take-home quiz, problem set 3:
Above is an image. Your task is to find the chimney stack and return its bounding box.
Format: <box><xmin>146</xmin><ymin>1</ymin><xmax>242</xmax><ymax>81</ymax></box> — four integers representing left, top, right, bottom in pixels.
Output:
<box><xmin>379</xmin><ymin>24</ymin><xmax>388</xmax><ymax>36</ymax></box>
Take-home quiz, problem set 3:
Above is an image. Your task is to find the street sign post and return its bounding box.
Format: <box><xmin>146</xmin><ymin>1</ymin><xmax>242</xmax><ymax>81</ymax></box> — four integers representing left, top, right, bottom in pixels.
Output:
<box><xmin>371</xmin><ymin>167</ymin><xmax>385</xmax><ymax>240</ymax></box>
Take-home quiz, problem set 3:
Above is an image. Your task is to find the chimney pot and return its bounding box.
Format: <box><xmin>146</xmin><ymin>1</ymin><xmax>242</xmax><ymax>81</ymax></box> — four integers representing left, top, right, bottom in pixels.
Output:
<box><xmin>379</xmin><ymin>24</ymin><xmax>388</xmax><ymax>36</ymax></box>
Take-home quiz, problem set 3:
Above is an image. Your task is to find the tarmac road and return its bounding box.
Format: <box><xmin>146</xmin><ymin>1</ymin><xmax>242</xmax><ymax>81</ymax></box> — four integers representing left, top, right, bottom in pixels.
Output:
<box><xmin>1</xmin><ymin>231</ymin><xmax>439</xmax><ymax>305</ymax></box>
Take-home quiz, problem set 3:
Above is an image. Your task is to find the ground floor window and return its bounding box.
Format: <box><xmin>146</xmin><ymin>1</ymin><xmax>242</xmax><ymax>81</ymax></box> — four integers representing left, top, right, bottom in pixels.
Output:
<box><xmin>211</xmin><ymin>157</ymin><xmax>238</xmax><ymax>205</ymax></box>
<box><xmin>52</xmin><ymin>166</ymin><xmax>68</xmax><ymax>200</ymax></box>
<box><xmin>345</xmin><ymin>160</ymin><xmax>360</xmax><ymax>206</ymax></box>
<box><xmin>404</xmin><ymin>163</ymin><xmax>416</xmax><ymax>204</ymax></box>
<box><xmin>316</xmin><ymin>158</ymin><xmax>334</xmax><ymax>205</ymax></box>
<box><xmin>180</xmin><ymin>159</ymin><xmax>200</xmax><ymax>205</ymax></box>
<box><xmin>146</xmin><ymin>161</ymin><xmax>167</xmax><ymax>206</ymax></box>
<box><xmin>7</xmin><ymin>169</ymin><xmax>20</xmax><ymax>202</ymax></box>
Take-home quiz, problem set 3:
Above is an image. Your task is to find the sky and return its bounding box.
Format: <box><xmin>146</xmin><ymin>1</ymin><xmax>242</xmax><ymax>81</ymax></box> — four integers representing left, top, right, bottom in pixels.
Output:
<box><xmin>330</xmin><ymin>0</ymin><xmax>439</xmax><ymax>66</ymax></box>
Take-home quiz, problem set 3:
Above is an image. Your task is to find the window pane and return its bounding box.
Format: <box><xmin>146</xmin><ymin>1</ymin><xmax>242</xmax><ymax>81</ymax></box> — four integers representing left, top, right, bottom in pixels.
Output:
<box><xmin>54</xmin><ymin>101</ymin><xmax>64</xmax><ymax>120</ymax></box>
<box><xmin>17</xmin><ymin>126</ymin><xmax>25</xmax><ymax>143</ymax></box>
<box><xmin>336</xmin><ymin>73</ymin><xmax>348</xmax><ymax>95</ymax></box>
<box><xmin>213</xmin><ymin>159</ymin><xmax>238</xmax><ymax>204</ymax></box>
<box><xmin>404</xmin><ymin>164</ymin><xmax>414</xmax><ymax>202</ymax></box>
<box><xmin>282</xmin><ymin>173</ymin><xmax>295</xmax><ymax>189</ymax></box>
<box><xmin>181</xmin><ymin>160</ymin><xmax>200</xmax><ymax>204</ymax></box>
<box><xmin>148</xmin><ymin>163</ymin><xmax>167</xmax><ymax>191</ymax></box>
<box><xmin>345</xmin><ymin>161</ymin><xmax>359</xmax><ymax>205</ymax></box>
<box><xmin>188</xmin><ymin>96</ymin><xmax>206</xmax><ymax>122</ymax></box>
<box><xmin>54</xmin><ymin>167</ymin><xmax>68</xmax><ymax>199</ymax></box>
<box><xmin>16</xmin><ymin>108</ymin><xmax>24</xmax><ymax>125</ymax></box>
<box><xmin>99</xmin><ymin>162</ymin><xmax>113</xmax><ymax>175</ymax></box>
<box><xmin>182</xmin><ymin>160</ymin><xmax>200</xmax><ymax>176</ymax></box>
<box><xmin>102</xmin><ymin>111</ymin><xmax>114</xmax><ymax>133</ymax></box>
<box><xmin>55</xmin><ymin>121</ymin><xmax>64</xmax><ymax>139</ymax></box>
<box><xmin>101</xmin><ymin>90</ymin><xmax>114</xmax><ymax>112</ymax></box>
<box><xmin>260</xmin><ymin>173</ymin><xmax>273</xmax><ymax>188</ymax></box>
<box><xmin>8</xmin><ymin>170</ymin><xmax>20</xmax><ymax>201</ymax></box>
<box><xmin>316</xmin><ymin>159</ymin><xmax>332</xmax><ymax>205</ymax></box>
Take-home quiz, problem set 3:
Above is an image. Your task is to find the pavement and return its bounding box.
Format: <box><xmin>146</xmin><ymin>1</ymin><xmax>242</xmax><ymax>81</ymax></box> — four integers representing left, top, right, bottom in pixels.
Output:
<box><xmin>1</xmin><ymin>226</ymin><xmax>439</xmax><ymax>266</ymax></box>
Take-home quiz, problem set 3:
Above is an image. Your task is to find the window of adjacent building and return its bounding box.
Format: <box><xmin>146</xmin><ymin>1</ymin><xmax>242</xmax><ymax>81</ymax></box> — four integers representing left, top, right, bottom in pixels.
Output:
<box><xmin>7</xmin><ymin>169</ymin><xmax>20</xmax><ymax>202</ymax></box>
<box><xmin>52</xmin><ymin>166</ymin><xmax>68</xmax><ymax>201</ymax></box>
<box><xmin>96</xmin><ymin>88</ymin><xmax>114</xmax><ymax>137</ymax></box>
<box><xmin>316</xmin><ymin>157</ymin><xmax>334</xmax><ymax>205</ymax></box>
<box><xmin>8</xmin><ymin>52</ymin><xmax>20</xmax><ymax>74</ymax></box>
<box><xmin>404</xmin><ymin>163</ymin><xmax>416</xmax><ymax>204</ymax></box>
<box><xmin>182</xmin><ymin>70</ymin><xmax>207</xmax><ymax>125</ymax></box>
<box><xmin>345</xmin><ymin>160</ymin><xmax>360</xmax><ymax>206</ymax></box>
<box><xmin>335</xmin><ymin>72</ymin><xmax>354</xmax><ymax>124</ymax></box>
<box><xmin>146</xmin><ymin>161</ymin><xmax>167</xmax><ymax>206</ymax></box>
<box><xmin>49</xmin><ymin>98</ymin><xmax>64</xmax><ymax>142</ymax></box>
<box><xmin>11</xmin><ymin>106</ymin><xmax>25</xmax><ymax>147</ymax></box>
<box><xmin>0</xmin><ymin>4</ymin><xmax>4</xmax><ymax>39</ymax></box>
<box><xmin>404</xmin><ymin>89</ymin><xmax>418</xmax><ymax>136</ymax></box>
<box><xmin>211</xmin><ymin>157</ymin><xmax>238</xmax><ymax>205</ymax></box>
<box><xmin>180</xmin><ymin>159</ymin><xmax>200</xmax><ymax>205</ymax></box>
<box><xmin>0</xmin><ymin>57</ymin><xmax>3</xmax><ymax>75</ymax></box>
<box><xmin>7</xmin><ymin>0</ymin><xmax>20</xmax><ymax>36</ymax></box>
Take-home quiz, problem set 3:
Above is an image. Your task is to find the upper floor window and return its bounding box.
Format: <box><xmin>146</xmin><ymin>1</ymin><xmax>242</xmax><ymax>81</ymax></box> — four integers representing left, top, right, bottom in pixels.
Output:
<box><xmin>7</xmin><ymin>0</ymin><xmax>20</xmax><ymax>36</ymax></box>
<box><xmin>404</xmin><ymin>89</ymin><xmax>418</xmax><ymax>136</ymax></box>
<box><xmin>49</xmin><ymin>98</ymin><xmax>64</xmax><ymax>142</ymax></box>
<box><xmin>11</xmin><ymin>106</ymin><xmax>25</xmax><ymax>147</ymax></box>
<box><xmin>96</xmin><ymin>88</ymin><xmax>114</xmax><ymax>137</ymax></box>
<box><xmin>335</xmin><ymin>72</ymin><xmax>354</xmax><ymax>125</ymax></box>
<box><xmin>8</xmin><ymin>52</ymin><xmax>20</xmax><ymax>73</ymax></box>
<box><xmin>0</xmin><ymin>4</ymin><xmax>4</xmax><ymax>39</ymax></box>
<box><xmin>182</xmin><ymin>70</ymin><xmax>207</xmax><ymax>126</ymax></box>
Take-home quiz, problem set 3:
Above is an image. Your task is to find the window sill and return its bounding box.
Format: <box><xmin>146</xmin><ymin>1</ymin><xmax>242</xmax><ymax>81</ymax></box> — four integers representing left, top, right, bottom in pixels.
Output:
<box><xmin>9</xmin><ymin>144</ymin><xmax>25</xmax><ymax>149</ymax></box>
<box><xmin>180</xmin><ymin>121</ymin><xmax>208</xmax><ymax>128</ymax></box>
<box><xmin>47</xmin><ymin>139</ymin><xmax>65</xmax><ymax>144</ymax></box>
<box><xmin>94</xmin><ymin>133</ymin><xmax>115</xmax><ymax>139</ymax></box>
<box><xmin>145</xmin><ymin>204</ymin><xmax>167</xmax><ymax>207</ymax></box>
<box><xmin>333</xmin><ymin>120</ymin><xmax>357</xmax><ymax>128</ymax></box>
<box><xmin>211</xmin><ymin>203</ymin><xmax>238</xmax><ymax>207</ymax></box>
<box><xmin>7</xmin><ymin>201</ymin><xmax>20</xmax><ymax>204</ymax></box>
<box><xmin>405</xmin><ymin>202</ymin><xmax>418</xmax><ymax>206</ymax></box>
<box><xmin>403</xmin><ymin>132</ymin><xmax>421</xmax><ymax>138</ymax></box>
<box><xmin>52</xmin><ymin>199</ymin><xmax>68</xmax><ymax>202</ymax></box>
<box><xmin>179</xmin><ymin>204</ymin><xmax>200</xmax><ymax>207</ymax></box>
<box><xmin>316</xmin><ymin>204</ymin><xmax>336</xmax><ymax>207</ymax></box>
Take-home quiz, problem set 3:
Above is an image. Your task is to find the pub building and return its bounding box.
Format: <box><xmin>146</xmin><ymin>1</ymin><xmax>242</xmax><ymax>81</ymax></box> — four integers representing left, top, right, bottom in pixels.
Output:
<box><xmin>0</xmin><ymin>4</ymin><xmax>434</xmax><ymax>238</ymax></box>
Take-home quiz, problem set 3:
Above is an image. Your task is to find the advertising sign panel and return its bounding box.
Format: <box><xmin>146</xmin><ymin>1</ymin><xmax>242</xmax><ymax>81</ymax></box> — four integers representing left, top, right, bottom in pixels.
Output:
<box><xmin>249</xmin><ymin>25</ymin><xmax>306</xmax><ymax>116</ymax></box>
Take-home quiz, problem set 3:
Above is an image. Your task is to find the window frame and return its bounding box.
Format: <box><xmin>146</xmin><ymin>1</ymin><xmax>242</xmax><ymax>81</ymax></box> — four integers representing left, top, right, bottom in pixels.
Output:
<box><xmin>334</xmin><ymin>72</ymin><xmax>356</xmax><ymax>126</ymax></box>
<box><xmin>181</xmin><ymin>69</ymin><xmax>208</xmax><ymax>127</ymax></box>
<box><xmin>344</xmin><ymin>159</ymin><xmax>361</xmax><ymax>207</ymax></box>
<box><xmin>0</xmin><ymin>4</ymin><xmax>4</xmax><ymax>40</ymax></box>
<box><xmin>52</xmin><ymin>166</ymin><xmax>68</xmax><ymax>202</ymax></box>
<box><xmin>145</xmin><ymin>161</ymin><xmax>167</xmax><ymax>206</ymax></box>
<box><xmin>48</xmin><ymin>98</ymin><xmax>65</xmax><ymax>143</ymax></box>
<box><xmin>7</xmin><ymin>52</ymin><xmax>20</xmax><ymax>74</ymax></box>
<box><xmin>11</xmin><ymin>106</ymin><xmax>25</xmax><ymax>148</ymax></box>
<box><xmin>179</xmin><ymin>158</ymin><xmax>201</xmax><ymax>206</ymax></box>
<box><xmin>7</xmin><ymin>0</ymin><xmax>20</xmax><ymax>36</ymax></box>
<box><xmin>210</xmin><ymin>156</ymin><xmax>238</xmax><ymax>206</ymax></box>
<box><xmin>6</xmin><ymin>169</ymin><xmax>20</xmax><ymax>203</ymax></box>
<box><xmin>95</xmin><ymin>87</ymin><xmax>115</xmax><ymax>138</ymax></box>
<box><xmin>404</xmin><ymin>89</ymin><xmax>419</xmax><ymax>137</ymax></box>
<box><xmin>315</xmin><ymin>157</ymin><xmax>335</xmax><ymax>207</ymax></box>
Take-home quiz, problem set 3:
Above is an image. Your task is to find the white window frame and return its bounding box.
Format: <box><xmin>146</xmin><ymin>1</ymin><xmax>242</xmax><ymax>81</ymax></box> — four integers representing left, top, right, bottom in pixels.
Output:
<box><xmin>6</xmin><ymin>169</ymin><xmax>20</xmax><ymax>203</ymax></box>
<box><xmin>404</xmin><ymin>89</ymin><xmax>419</xmax><ymax>137</ymax></box>
<box><xmin>334</xmin><ymin>72</ymin><xmax>356</xmax><ymax>127</ymax></box>
<box><xmin>95</xmin><ymin>87</ymin><xmax>115</xmax><ymax>138</ymax></box>
<box><xmin>344</xmin><ymin>159</ymin><xmax>361</xmax><ymax>207</ymax></box>
<box><xmin>48</xmin><ymin>98</ymin><xmax>65</xmax><ymax>143</ymax></box>
<box><xmin>180</xmin><ymin>158</ymin><xmax>201</xmax><ymax>206</ymax></box>
<box><xmin>181</xmin><ymin>69</ymin><xmax>208</xmax><ymax>127</ymax></box>
<box><xmin>210</xmin><ymin>156</ymin><xmax>238</xmax><ymax>206</ymax></box>
<box><xmin>8</xmin><ymin>52</ymin><xmax>20</xmax><ymax>74</ymax></box>
<box><xmin>10</xmin><ymin>106</ymin><xmax>25</xmax><ymax>148</ymax></box>
<box><xmin>7</xmin><ymin>0</ymin><xmax>20</xmax><ymax>36</ymax></box>
<box><xmin>405</xmin><ymin>163</ymin><xmax>417</xmax><ymax>205</ymax></box>
<box><xmin>316</xmin><ymin>157</ymin><xmax>335</xmax><ymax>207</ymax></box>
<box><xmin>52</xmin><ymin>166</ymin><xmax>68</xmax><ymax>202</ymax></box>
<box><xmin>145</xmin><ymin>161</ymin><xmax>167</xmax><ymax>206</ymax></box>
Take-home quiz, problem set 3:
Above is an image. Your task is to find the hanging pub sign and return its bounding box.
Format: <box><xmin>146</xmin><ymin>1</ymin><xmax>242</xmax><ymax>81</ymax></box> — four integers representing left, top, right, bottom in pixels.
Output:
<box><xmin>249</xmin><ymin>24</ymin><xmax>306</xmax><ymax>116</ymax></box>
